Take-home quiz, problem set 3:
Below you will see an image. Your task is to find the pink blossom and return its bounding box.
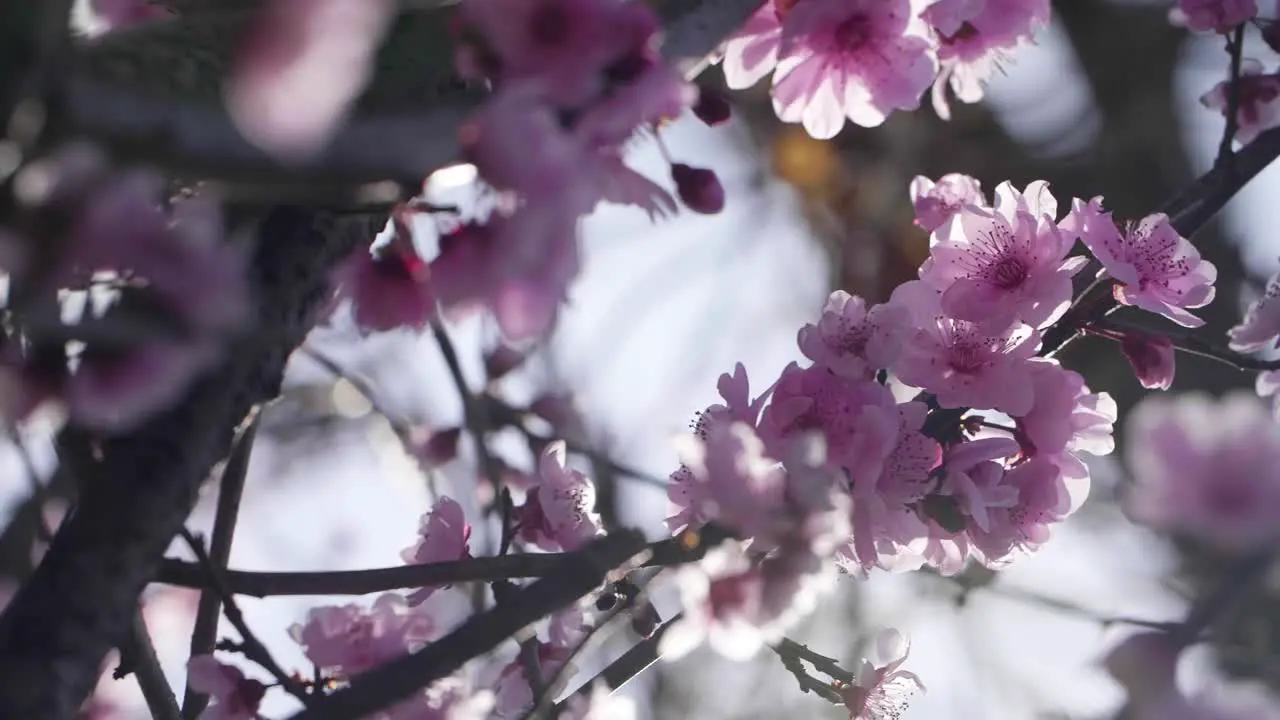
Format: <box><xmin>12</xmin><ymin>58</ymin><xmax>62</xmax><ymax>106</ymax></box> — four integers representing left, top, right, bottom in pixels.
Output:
<box><xmin>228</xmin><ymin>0</ymin><xmax>397</xmax><ymax>159</ymax></box>
<box><xmin>185</xmin><ymin>655</ymin><xmax>266</xmax><ymax>720</ymax></box>
<box><xmin>660</xmin><ymin>543</ymin><xmax>834</xmax><ymax>661</ymax></box>
<box><xmin>1061</xmin><ymin>198</ymin><xmax>1217</xmax><ymax>327</ymax></box>
<box><xmin>771</xmin><ymin>0</ymin><xmax>938</xmax><ymax>137</ymax></box>
<box><xmin>290</xmin><ymin>593</ymin><xmax>436</xmax><ymax>677</ymax></box>
<box><xmin>560</xmin><ymin>683</ymin><xmax>638</xmax><ymax>720</ymax></box>
<box><xmin>919</xmin><ymin>180</ymin><xmax>1087</xmax><ymax>329</ymax></box>
<box><xmin>700</xmin><ymin>362</ymin><xmax>773</xmax><ymax>432</ymax></box>
<box><xmin>909</xmin><ymin>173</ymin><xmax>987</xmax><ymax>233</ymax></box>
<box><xmin>938</xmin><ymin>438</ymin><xmax>1020</xmax><ymax>533</ymax></box>
<box><xmin>890</xmin><ymin>281</ymin><xmax>1041</xmax><ymax>415</ymax></box>
<box><xmin>1229</xmin><ymin>266</ymin><xmax>1280</xmax><ymax>351</ymax></box>
<box><xmin>968</xmin><ymin>456</ymin><xmax>1071</xmax><ymax>563</ymax></box>
<box><xmin>674</xmin><ymin>422</ymin><xmax>787</xmax><ymax>542</ymax></box>
<box><xmin>1120</xmin><ymin>330</ymin><xmax>1176</xmax><ymax>390</ymax></box>
<box><xmin>456</xmin><ymin>0</ymin><xmax>658</xmax><ymax>107</ymax></box>
<box><xmin>720</xmin><ymin>0</ymin><xmax>784</xmax><ymax>90</ymax></box>
<box><xmin>336</xmin><ymin>243</ymin><xmax>436</xmax><ymax>336</ymax></box>
<box><xmin>797</xmin><ymin>291</ymin><xmax>911</xmax><ymax>379</ymax></box>
<box><xmin>1016</xmin><ymin>361</ymin><xmax>1117</xmax><ymax>480</ymax></box>
<box><xmin>493</xmin><ymin>642</ymin><xmax>576</xmax><ymax>718</ymax></box>
<box><xmin>1172</xmin><ymin>0</ymin><xmax>1258</xmax><ymax>32</ymax></box>
<box><xmin>671</xmin><ymin>164</ymin><xmax>726</xmax><ymax>214</ymax></box>
<box><xmin>514</xmin><ymin>441</ymin><xmax>604</xmax><ymax>551</ymax></box>
<box><xmin>924</xmin><ymin>0</ymin><xmax>1051</xmax><ymax>119</ymax></box>
<box><xmin>1200</xmin><ymin>59</ymin><xmax>1280</xmax><ymax>145</ymax></box>
<box><xmin>756</xmin><ymin>362</ymin><xmax>898</xmax><ymax>464</ymax></box>
<box><xmin>401</xmin><ymin>497</ymin><xmax>473</xmax><ymax>605</ymax></box>
<box><xmin>1125</xmin><ymin>391</ymin><xmax>1280</xmax><ymax>551</ymax></box>
<box><xmin>839</xmin><ymin>629</ymin><xmax>925</xmax><ymax>720</ymax></box>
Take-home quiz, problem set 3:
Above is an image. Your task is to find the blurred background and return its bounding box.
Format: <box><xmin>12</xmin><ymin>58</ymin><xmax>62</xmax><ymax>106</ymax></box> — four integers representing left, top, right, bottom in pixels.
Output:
<box><xmin>6</xmin><ymin>0</ymin><xmax>1280</xmax><ymax>717</ymax></box>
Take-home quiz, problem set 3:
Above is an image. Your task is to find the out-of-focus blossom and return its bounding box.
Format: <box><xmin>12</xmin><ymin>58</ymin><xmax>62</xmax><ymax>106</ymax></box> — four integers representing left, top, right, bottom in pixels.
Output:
<box><xmin>186</xmin><ymin>655</ymin><xmax>267</xmax><ymax>720</ymax></box>
<box><xmin>336</xmin><ymin>242</ymin><xmax>436</xmax><ymax>335</ymax></box>
<box><xmin>401</xmin><ymin>497</ymin><xmax>473</xmax><ymax>605</ymax></box>
<box><xmin>228</xmin><ymin>0</ymin><xmax>397</xmax><ymax>160</ymax></box>
<box><xmin>771</xmin><ymin>0</ymin><xmax>938</xmax><ymax>137</ymax></box>
<box><xmin>1229</xmin><ymin>266</ymin><xmax>1280</xmax><ymax>351</ymax></box>
<box><xmin>839</xmin><ymin>629</ymin><xmax>925</xmax><ymax>720</ymax></box>
<box><xmin>514</xmin><ymin>441</ymin><xmax>604</xmax><ymax>551</ymax></box>
<box><xmin>720</xmin><ymin>0</ymin><xmax>784</xmax><ymax>90</ymax></box>
<box><xmin>1171</xmin><ymin>0</ymin><xmax>1258</xmax><ymax>32</ymax></box>
<box><xmin>1125</xmin><ymin>391</ymin><xmax>1280</xmax><ymax>551</ymax></box>
<box><xmin>797</xmin><ymin>291</ymin><xmax>910</xmax><ymax>380</ymax></box>
<box><xmin>919</xmin><ymin>180</ymin><xmax>1086</xmax><ymax>329</ymax></box>
<box><xmin>674</xmin><ymin>422</ymin><xmax>787</xmax><ymax>542</ymax></box>
<box><xmin>381</xmin><ymin>676</ymin><xmax>497</xmax><ymax>720</ymax></box>
<box><xmin>909</xmin><ymin>173</ymin><xmax>986</xmax><ymax>233</ymax></box>
<box><xmin>1201</xmin><ymin>59</ymin><xmax>1280</xmax><ymax>145</ymax></box>
<box><xmin>671</xmin><ymin>164</ymin><xmax>726</xmax><ymax>214</ymax></box>
<box><xmin>560</xmin><ymin>683</ymin><xmax>638</xmax><ymax>720</ymax></box>
<box><xmin>291</xmin><ymin>593</ymin><xmax>436</xmax><ymax>678</ymax></box>
<box><xmin>923</xmin><ymin>0</ymin><xmax>1051</xmax><ymax>119</ymax></box>
<box><xmin>1061</xmin><ymin>198</ymin><xmax>1217</xmax><ymax>327</ymax></box>
<box><xmin>492</xmin><ymin>642</ymin><xmax>576</xmax><ymax>718</ymax></box>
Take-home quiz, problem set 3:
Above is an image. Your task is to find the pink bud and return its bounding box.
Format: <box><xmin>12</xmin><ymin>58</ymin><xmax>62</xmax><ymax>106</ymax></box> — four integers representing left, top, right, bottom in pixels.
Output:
<box><xmin>530</xmin><ymin>392</ymin><xmax>585</xmax><ymax>438</ymax></box>
<box><xmin>671</xmin><ymin>164</ymin><xmax>725</xmax><ymax>214</ymax></box>
<box><xmin>1120</xmin><ymin>332</ymin><xmax>1176</xmax><ymax>390</ymax></box>
<box><xmin>692</xmin><ymin>87</ymin><xmax>732</xmax><ymax>127</ymax></box>
<box><xmin>484</xmin><ymin>345</ymin><xmax>528</xmax><ymax>380</ymax></box>
<box><xmin>414</xmin><ymin>427</ymin><xmax>461</xmax><ymax>466</ymax></box>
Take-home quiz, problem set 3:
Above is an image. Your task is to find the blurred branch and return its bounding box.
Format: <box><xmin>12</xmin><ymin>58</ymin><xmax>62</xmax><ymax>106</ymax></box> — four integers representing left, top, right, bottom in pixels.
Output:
<box><xmin>287</xmin><ymin>530</ymin><xmax>651</xmax><ymax>720</ymax></box>
<box><xmin>1172</xmin><ymin>548</ymin><xmax>1277</xmax><ymax>648</ymax></box>
<box><xmin>118</xmin><ymin>611</ymin><xmax>182</xmax><ymax>720</ymax></box>
<box><xmin>182</xmin><ymin>414</ymin><xmax>260</xmax><ymax>719</ymax></box>
<box><xmin>1216</xmin><ymin>24</ymin><xmax>1246</xmax><ymax>169</ymax></box>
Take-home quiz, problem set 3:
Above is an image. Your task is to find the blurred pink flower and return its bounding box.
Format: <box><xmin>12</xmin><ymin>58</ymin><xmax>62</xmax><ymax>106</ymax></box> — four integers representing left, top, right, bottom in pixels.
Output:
<box><xmin>1229</xmin><ymin>266</ymin><xmax>1280</xmax><ymax>352</ymax></box>
<box><xmin>290</xmin><ymin>593</ymin><xmax>436</xmax><ymax>677</ymax></box>
<box><xmin>720</xmin><ymin>0</ymin><xmax>784</xmax><ymax>90</ymax></box>
<box><xmin>186</xmin><ymin>655</ymin><xmax>266</xmax><ymax>720</ymax></box>
<box><xmin>401</xmin><ymin>497</ymin><xmax>473</xmax><ymax>606</ymax></box>
<box><xmin>839</xmin><ymin>629</ymin><xmax>925</xmax><ymax>720</ymax></box>
<box><xmin>1125</xmin><ymin>391</ymin><xmax>1280</xmax><ymax>551</ymax></box>
<box><xmin>514</xmin><ymin>441</ymin><xmax>604</xmax><ymax>551</ymax></box>
<box><xmin>797</xmin><ymin>291</ymin><xmax>911</xmax><ymax>380</ymax></box>
<box><xmin>228</xmin><ymin>0</ymin><xmax>397</xmax><ymax>159</ymax></box>
<box><xmin>920</xmin><ymin>180</ymin><xmax>1086</xmax><ymax>329</ymax></box>
<box><xmin>674</xmin><ymin>421</ymin><xmax>787</xmax><ymax>542</ymax></box>
<box><xmin>771</xmin><ymin>0</ymin><xmax>938</xmax><ymax>137</ymax></box>
<box><xmin>1172</xmin><ymin>0</ymin><xmax>1258</xmax><ymax>32</ymax></box>
<box><xmin>336</xmin><ymin>243</ymin><xmax>436</xmax><ymax>336</ymax></box>
<box><xmin>1201</xmin><ymin>59</ymin><xmax>1280</xmax><ymax>145</ymax></box>
<box><xmin>909</xmin><ymin>173</ymin><xmax>986</xmax><ymax>233</ymax></box>
<box><xmin>1061</xmin><ymin>198</ymin><xmax>1217</xmax><ymax>327</ymax></box>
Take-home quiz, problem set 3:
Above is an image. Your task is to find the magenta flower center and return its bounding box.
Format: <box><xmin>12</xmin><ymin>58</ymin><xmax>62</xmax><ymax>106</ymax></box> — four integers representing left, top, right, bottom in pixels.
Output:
<box><xmin>947</xmin><ymin>343</ymin><xmax>988</xmax><ymax>373</ymax></box>
<box><xmin>708</xmin><ymin>574</ymin><xmax>750</xmax><ymax>611</ymax></box>
<box><xmin>991</xmin><ymin>257</ymin><xmax>1028</xmax><ymax>289</ymax></box>
<box><xmin>834</xmin><ymin>15</ymin><xmax>873</xmax><ymax>51</ymax></box>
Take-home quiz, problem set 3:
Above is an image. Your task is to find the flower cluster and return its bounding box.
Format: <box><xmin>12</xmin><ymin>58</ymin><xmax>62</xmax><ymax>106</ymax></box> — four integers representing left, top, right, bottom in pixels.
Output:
<box><xmin>660</xmin><ymin>173</ymin><xmax>1231</xmax><ymax>663</ymax></box>
<box><xmin>720</xmin><ymin>0</ymin><xmax>1050</xmax><ymax>137</ymax></box>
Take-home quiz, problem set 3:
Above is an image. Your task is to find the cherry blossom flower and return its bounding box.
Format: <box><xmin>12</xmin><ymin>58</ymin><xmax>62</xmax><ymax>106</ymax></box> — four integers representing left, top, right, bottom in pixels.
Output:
<box><xmin>771</xmin><ymin>0</ymin><xmax>938</xmax><ymax>137</ymax></box>
<box><xmin>755</xmin><ymin>362</ymin><xmax>898</xmax><ymax>465</ymax></box>
<box><xmin>228</xmin><ymin>0</ymin><xmax>397</xmax><ymax>159</ymax></box>
<box><xmin>1229</xmin><ymin>266</ymin><xmax>1280</xmax><ymax>351</ymax></box>
<box><xmin>919</xmin><ymin>180</ymin><xmax>1087</xmax><ymax>329</ymax></box>
<box><xmin>720</xmin><ymin>0</ymin><xmax>784</xmax><ymax>90</ymax></box>
<box><xmin>1125</xmin><ymin>391</ymin><xmax>1280</xmax><ymax>551</ymax></box>
<box><xmin>514</xmin><ymin>441</ymin><xmax>604</xmax><ymax>551</ymax></box>
<box><xmin>968</xmin><ymin>456</ymin><xmax>1071</xmax><ymax>563</ymax></box>
<box><xmin>673</xmin><ymin>422</ymin><xmax>787</xmax><ymax>542</ymax></box>
<box><xmin>924</xmin><ymin>0</ymin><xmax>1051</xmax><ymax>119</ymax></box>
<box><xmin>1171</xmin><ymin>0</ymin><xmax>1258</xmax><ymax>33</ymax></box>
<box><xmin>401</xmin><ymin>497</ymin><xmax>473</xmax><ymax>605</ymax></box>
<box><xmin>660</xmin><ymin>542</ymin><xmax>834</xmax><ymax>661</ymax></box>
<box><xmin>336</xmin><ymin>241</ymin><xmax>436</xmax><ymax>336</ymax></box>
<box><xmin>797</xmin><ymin>291</ymin><xmax>911</xmax><ymax>380</ymax></box>
<box><xmin>1060</xmin><ymin>198</ymin><xmax>1217</xmax><ymax>327</ymax></box>
<box><xmin>291</xmin><ymin>593</ymin><xmax>436</xmax><ymax>677</ymax></box>
<box><xmin>839</xmin><ymin>629</ymin><xmax>925</xmax><ymax>720</ymax></box>
<box><xmin>185</xmin><ymin>656</ymin><xmax>266</xmax><ymax>720</ymax></box>
<box><xmin>1201</xmin><ymin>59</ymin><xmax>1280</xmax><ymax>145</ymax></box>
<box><xmin>937</xmin><ymin>437</ymin><xmax>1020</xmax><ymax>534</ymax></box>
<box><xmin>909</xmin><ymin>173</ymin><xmax>987</xmax><ymax>233</ymax></box>
<box><xmin>890</xmin><ymin>281</ymin><xmax>1041</xmax><ymax>415</ymax></box>
<box><xmin>1015</xmin><ymin>361</ymin><xmax>1116</xmax><ymax>483</ymax></box>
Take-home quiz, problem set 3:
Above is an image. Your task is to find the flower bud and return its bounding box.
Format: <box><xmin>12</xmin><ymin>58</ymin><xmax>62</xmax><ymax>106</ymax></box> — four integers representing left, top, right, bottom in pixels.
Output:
<box><xmin>692</xmin><ymin>86</ymin><xmax>732</xmax><ymax>127</ymax></box>
<box><xmin>671</xmin><ymin>163</ymin><xmax>725</xmax><ymax>214</ymax></box>
<box><xmin>1120</xmin><ymin>331</ymin><xmax>1175</xmax><ymax>390</ymax></box>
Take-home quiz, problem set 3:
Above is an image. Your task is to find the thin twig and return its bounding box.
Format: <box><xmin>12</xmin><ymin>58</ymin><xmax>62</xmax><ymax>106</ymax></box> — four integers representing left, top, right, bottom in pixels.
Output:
<box><xmin>772</xmin><ymin>638</ymin><xmax>854</xmax><ymax>684</ymax></box>
<box><xmin>1216</xmin><ymin>24</ymin><xmax>1247</xmax><ymax>170</ymax></box>
<box><xmin>121</xmin><ymin>610</ymin><xmax>182</xmax><ymax>720</ymax></box>
<box><xmin>182</xmin><ymin>414</ymin><xmax>260</xmax><ymax>719</ymax></box>
<box><xmin>1171</xmin><ymin>548</ymin><xmax>1277</xmax><ymax>648</ymax></box>
<box><xmin>178</xmin><ymin>529</ymin><xmax>313</xmax><ymax>706</ymax></box>
<box><xmin>771</xmin><ymin>645</ymin><xmax>844</xmax><ymax>705</ymax></box>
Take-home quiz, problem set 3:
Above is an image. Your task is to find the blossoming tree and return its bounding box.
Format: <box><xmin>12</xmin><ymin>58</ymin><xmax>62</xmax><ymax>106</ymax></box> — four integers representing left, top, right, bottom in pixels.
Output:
<box><xmin>0</xmin><ymin>0</ymin><xmax>1279</xmax><ymax>718</ymax></box>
